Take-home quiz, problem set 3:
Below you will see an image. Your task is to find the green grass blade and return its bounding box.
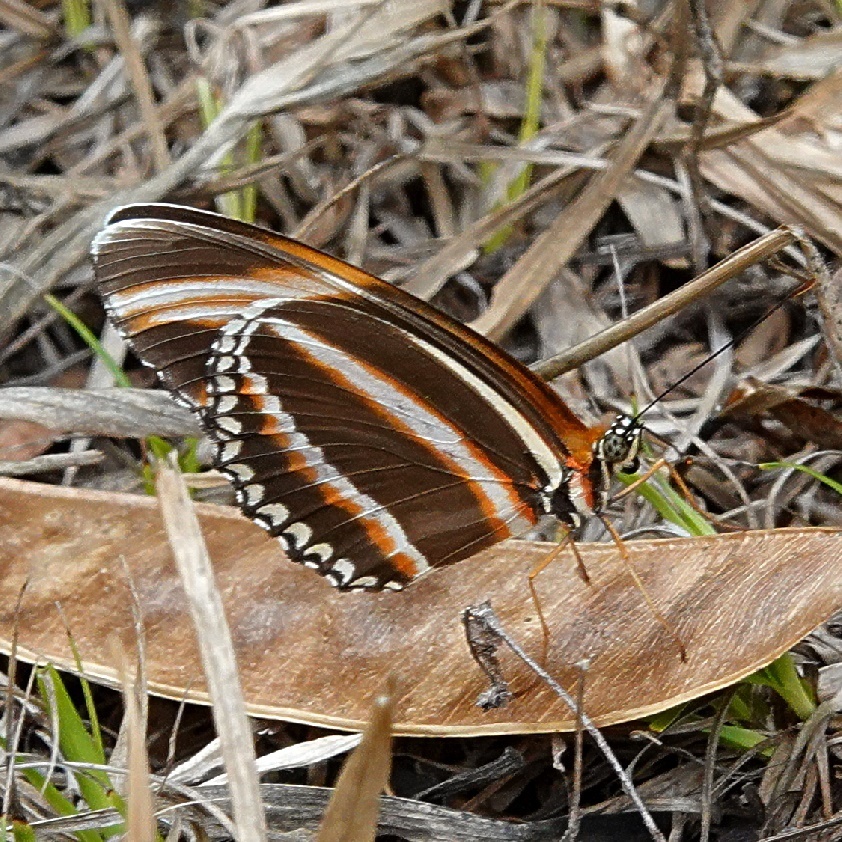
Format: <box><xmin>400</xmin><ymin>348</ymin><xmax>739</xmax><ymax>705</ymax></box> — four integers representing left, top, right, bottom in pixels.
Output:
<box><xmin>62</xmin><ymin>0</ymin><xmax>90</xmax><ymax>38</ymax></box>
<box><xmin>717</xmin><ymin>724</ymin><xmax>770</xmax><ymax>753</ymax></box>
<box><xmin>43</xmin><ymin>295</ymin><xmax>130</xmax><ymax>388</ymax></box>
<box><xmin>19</xmin><ymin>767</ymin><xmax>104</xmax><ymax>842</ymax></box>
<box><xmin>617</xmin><ymin>469</ymin><xmax>715</xmax><ymax>536</ymax></box>
<box><xmin>9</xmin><ymin>819</ymin><xmax>36</xmax><ymax>842</ymax></box>
<box><xmin>37</xmin><ymin>667</ymin><xmax>124</xmax><ymax>835</ymax></box>
<box><xmin>484</xmin><ymin>0</ymin><xmax>547</xmax><ymax>252</ymax></box>
<box><xmin>64</xmin><ymin>634</ymin><xmax>104</xmax><ymax>763</ymax></box>
<box><xmin>197</xmin><ymin>77</ymin><xmax>262</xmax><ymax>222</ymax></box>
<box><xmin>744</xmin><ymin>653</ymin><xmax>816</xmax><ymax>721</ymax></box>
<box><xmin>759</xmin><ymin>461</ymin><xmax>842</xmax><ymax>496</ymax></box>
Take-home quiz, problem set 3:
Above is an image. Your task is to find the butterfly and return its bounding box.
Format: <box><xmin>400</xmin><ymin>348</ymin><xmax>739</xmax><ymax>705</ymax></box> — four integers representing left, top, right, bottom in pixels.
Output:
<box><xmin>92</xmin><ymin>204</ymin><xmax>642</xmax><ymax>591</ymax></box>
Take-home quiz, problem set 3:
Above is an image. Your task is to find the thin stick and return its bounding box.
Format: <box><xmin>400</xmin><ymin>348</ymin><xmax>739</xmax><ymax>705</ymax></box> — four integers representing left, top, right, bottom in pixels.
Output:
<box><xmin>531</xmin><ymin>227</ymin><xmax>799</xmax><ymax>381</ymax></box>
<box><xmin>563</xmin><ymin>661</ymin><xmax>588</xmax><ymax>842</ymax></box>
<box><xmin>463</xmin><ymin>602</ymin><xmax>666</xmax><ymax>842</ymax></box>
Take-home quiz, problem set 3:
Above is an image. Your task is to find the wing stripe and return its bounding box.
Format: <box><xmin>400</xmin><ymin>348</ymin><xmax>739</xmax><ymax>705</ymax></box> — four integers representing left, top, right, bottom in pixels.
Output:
<box><xmin>228</xmin><ymin>302</ymin><xmax>535</xmax><ymax>523</ymax></box>
<box><xmin>206</xmin><ymin>332</ymin><xmax>433</xmax><ymax>585</ymax></box>
<box><xmin>204</xmin><ymin>306</ymin><xmax>541</xmax><ymax>585</ymax></box>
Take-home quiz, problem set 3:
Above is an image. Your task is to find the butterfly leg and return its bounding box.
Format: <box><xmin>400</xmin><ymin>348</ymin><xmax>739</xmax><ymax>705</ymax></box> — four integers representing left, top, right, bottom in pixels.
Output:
<box><xmin>527</xmin><ymin>528</ymin><xmax>588</xmax><ymax>663</ymax></box>
<box><xmin>613</xmin><ymin>456</ymin><xmax>745</xmax><ymax>532</ymax></box>
<box><xmin>599</xmin><ymin>515</ymin><xmax>688</xmax><ymax>662</ymax></box>
<box><xmin>664</xmin><ymin>459</ymin><xmax>748</xmax><ymax>532</ymax></box>
<box><xmin>611</xmin><ymin>456</ymin><xmax>670</xmax><ymax>501</ymax></box>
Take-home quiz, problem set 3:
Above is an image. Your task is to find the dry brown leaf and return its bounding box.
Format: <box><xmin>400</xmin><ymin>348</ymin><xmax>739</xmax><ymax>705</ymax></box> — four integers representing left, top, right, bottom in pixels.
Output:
<box><xmin>695</xmin><ymin>69</ymin><xmax>842</xmax><ymax>254</ymax></box>
<box><xmin>0</xmin><ymin>477</ymin><xmax>840</xmax><ymax>736</ymax></box>
<box><xmin>0</xmin><ymin>418</ymin><xmax>55</xmax><ymax>462</ymax></box>
<box><xmin>615</xmin><ymin>178</ymin><xmax>684</xmax><ymax>252</ymax></box>
<box><xmin>723</xmin><ymin>378</ymin><xmax>842</xmax><ymax>450</ymax></box>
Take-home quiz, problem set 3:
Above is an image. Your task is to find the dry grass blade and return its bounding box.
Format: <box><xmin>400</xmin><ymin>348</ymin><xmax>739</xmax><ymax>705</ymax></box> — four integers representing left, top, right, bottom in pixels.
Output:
<box><xmin>316</xmin><ymin>681</ymin><xmax>394</xmax><ymax>842</ymax></box>
<box><xmin>156</xmin><ymin>454</ymin><xmax>268</xmax><ymax>842</ymax></box>
<box><xmin>403</xmin><ymin>148</ymin><xmax>604</xmax><ymax>300</ymax></box>
<box><xmin>697</xmin><ymin>72</ymin><xmax>842</xmax><ymax>253</ymax></box>
<box><xmin>100</xmin><ymin>0</ymin><xmax>169</xmax><ymax>173</ymax></box>
<box><xmin>0</xmin><ymin>0</ymin><xmax>60</xmax><ymax>39</ymax></box>
<box><xmin>0</xmin><ymin>450</ymin><xmax>103</xmax><ymax>476</ymax></box>
<box><xmin>0</xmin><ymin>2</ymin><xmax>461</xmax><ymax>328</ymax></box>
<box><xmin>470</xmin><ymin>82</ymin><xmax>670</xmax><ymax>341</ymax></box>
<box><xmin>113</xmin><ymin>643</ymin><xmax>156</xmax><ymax>842</ymax></box>
<box><xmin>815</xmin><ymin>266</ymin><xmax>842</xmax><ymax>374</ymax></box>
<box><xmin>203</xmin><ymin>734</ymin><xmax>364</xmax><ymax>787</ymax></box>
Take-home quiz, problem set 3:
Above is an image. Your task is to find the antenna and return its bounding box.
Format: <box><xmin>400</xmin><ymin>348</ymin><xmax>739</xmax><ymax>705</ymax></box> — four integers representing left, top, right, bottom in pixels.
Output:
<box><xmin>631</xmin><ymin>280</ymin><xmax>810</xmax><ymax>425</ymax></box>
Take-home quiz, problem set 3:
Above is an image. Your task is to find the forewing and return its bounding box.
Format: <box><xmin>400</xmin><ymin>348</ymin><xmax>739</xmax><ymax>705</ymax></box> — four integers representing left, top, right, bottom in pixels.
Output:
<box><xmin>93</xmin><ymin>204</ymin><xmax>585</xmax><ymax>587</ymax></box>
<box><xmin>92</xmin><ymin>203</ymin><xmax>331</xmax><ymax>410</ymax></box>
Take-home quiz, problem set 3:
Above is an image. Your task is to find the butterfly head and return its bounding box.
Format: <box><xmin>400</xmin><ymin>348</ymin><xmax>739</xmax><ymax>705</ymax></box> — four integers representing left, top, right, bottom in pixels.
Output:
<box><xmin>548</xmin><ymin>414</ymin><xmax>644</xmax><ymax>526</ymax></box>
<box><xmin>596</xmin><ymin>414</ymin><xmax>643</xmax><ymax>472</ymax></box>
<box><xmin>591</xmin><ymin>413</ymin><xmax>643</xmax><ymax>507</ymax></box>
<box><xmin>543</xmin><ymin>414</ymin><xmax>640</xmax><ymax>529</ymax></box>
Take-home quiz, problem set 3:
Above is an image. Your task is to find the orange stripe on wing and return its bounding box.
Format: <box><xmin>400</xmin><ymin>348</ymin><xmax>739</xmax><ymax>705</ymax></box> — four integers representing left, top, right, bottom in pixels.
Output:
<box><xmin>245</xmin><ymin>392</ymin><xmax>426</xmax><ymax>578</ymax></box>
<box><xmin>296</xmin><ymin>340</ymin><xmax>536</xmax><ymax>541</ymax></box>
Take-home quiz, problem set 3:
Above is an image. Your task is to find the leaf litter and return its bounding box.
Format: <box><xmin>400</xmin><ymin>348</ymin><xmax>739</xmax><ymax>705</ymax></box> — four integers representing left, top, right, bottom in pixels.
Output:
<box><xmin>0</xmin><ymin>1</ymin><xmax>842</xmax><ymax>840</ymax></box>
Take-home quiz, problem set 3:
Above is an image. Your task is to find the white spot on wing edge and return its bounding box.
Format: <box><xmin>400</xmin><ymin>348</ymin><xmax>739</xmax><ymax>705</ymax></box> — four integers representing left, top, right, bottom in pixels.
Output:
<box><xmin>284</xmin><ymin>521</ymin><xmax>312</xmax><ymax>550</ymax></box>
<box><xmin>220</xmin><ymin>440</ymin><xmax>242</xmax><ymax>461</ymax></box>
<box><xmin>331</xmin><ymin>558</ymin><xmax>355</xmax><ymax>584</ymax></box>
<box><xmin>383</xmin><ymin>580</ymin><xmax>404</xmax><ymax>591</ymax></box>
<box><xmin>215</xmin><ymin>395</ymin><xmax>238</xmax><ymax>414</ymax></box>
<box><xmin>256</xmin><ymin>502</ymin><xmax>290</xmax><ymax>523</ymax></box>
<box><xmin>243</xmin><ymin>484</ymin><xmax>264</xmax><ymax>506</ymax></box>
<box><xmin>350</xmin><ymin>575</ymin><xmax>378</xmax><ymax>589</ymax></box>
<box><xmin>306</xmin><ymin>542</ymin><xmax>333</xmax><ymax>562</ymax></box>
<box><xmin>225</xmin><ymin>463</ymin><xmax>254</xmax><ymax>481</ymax></box>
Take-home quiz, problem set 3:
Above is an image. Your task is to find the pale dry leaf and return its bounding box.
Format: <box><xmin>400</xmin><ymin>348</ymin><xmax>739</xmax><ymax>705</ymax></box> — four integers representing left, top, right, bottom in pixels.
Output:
<box><xmin>156</xmin><ymin>457</ymin><xmax>268</xmax><ymax>842</ymax></box>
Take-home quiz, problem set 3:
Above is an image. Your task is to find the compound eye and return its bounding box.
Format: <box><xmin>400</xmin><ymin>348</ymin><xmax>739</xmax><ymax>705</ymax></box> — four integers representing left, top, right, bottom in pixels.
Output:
<box><xmin>602</xmin><ymin>431</ymin><xmax>633</xmax><ymax>463</ymax></box>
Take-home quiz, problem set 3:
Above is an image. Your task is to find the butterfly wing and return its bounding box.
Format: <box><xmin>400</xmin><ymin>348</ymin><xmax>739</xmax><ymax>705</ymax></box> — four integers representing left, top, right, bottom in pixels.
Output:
<box><xmin>93</xmin><ymin>204</ymin><xmax>595</xmax><ymax>588</ymax></box>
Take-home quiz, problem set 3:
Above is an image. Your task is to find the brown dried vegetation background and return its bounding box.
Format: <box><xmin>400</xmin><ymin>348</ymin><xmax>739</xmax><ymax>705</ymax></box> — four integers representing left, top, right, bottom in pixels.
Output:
<box><xmin>1</xmin><ymin>1</ymin><xmax>842</xmax><ymax>840</ymax></box>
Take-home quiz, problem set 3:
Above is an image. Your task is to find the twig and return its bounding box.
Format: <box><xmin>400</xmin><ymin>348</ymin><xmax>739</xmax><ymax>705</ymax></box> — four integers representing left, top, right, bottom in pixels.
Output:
<box><xmin>463</xmin><ymin>602</ymin><xmax>666</xmax><ymax>842</ymax></box>
<box><xmin>531</xmin><ymin>226</ymin><xmax>800</xmax><ymax>380</ymax></box>
<box><xmin>0</xmin><ymin>451</ymin><xmax>103</xmax><ymax>476</ymax></box>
